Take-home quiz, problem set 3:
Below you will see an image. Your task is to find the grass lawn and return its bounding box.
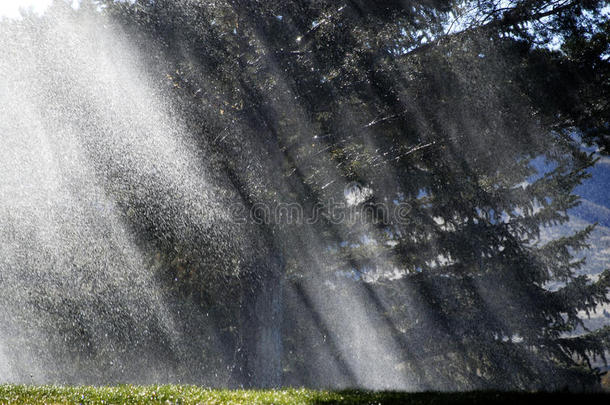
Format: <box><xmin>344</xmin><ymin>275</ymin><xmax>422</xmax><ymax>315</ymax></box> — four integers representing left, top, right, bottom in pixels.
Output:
<box><xmin>0</xmin><ymin>385</ymin><xmax>609</xmax><ymax>404</ymax></box>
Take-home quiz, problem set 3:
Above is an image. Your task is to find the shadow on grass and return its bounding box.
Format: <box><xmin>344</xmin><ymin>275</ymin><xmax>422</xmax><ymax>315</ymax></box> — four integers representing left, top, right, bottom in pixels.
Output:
<box><xmin>318</xmin><ymin>390</ymin><xmax>610</xmax><ymax>405</ymax></box>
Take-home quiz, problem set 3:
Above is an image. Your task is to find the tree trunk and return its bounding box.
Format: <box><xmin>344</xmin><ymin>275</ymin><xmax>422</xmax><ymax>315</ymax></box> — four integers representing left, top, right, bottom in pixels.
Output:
<box><xmin>238</xmin><ymin>254</ymin><xmax>283</xmax><ymax>388</ymax></box>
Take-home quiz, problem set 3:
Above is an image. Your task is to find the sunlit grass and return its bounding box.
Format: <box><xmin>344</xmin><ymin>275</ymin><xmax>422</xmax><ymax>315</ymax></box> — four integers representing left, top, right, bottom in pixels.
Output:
<box><xmin>0</xmin><ymin>385</ymin><xmax>609</xmax><ymax>404</ymax></box>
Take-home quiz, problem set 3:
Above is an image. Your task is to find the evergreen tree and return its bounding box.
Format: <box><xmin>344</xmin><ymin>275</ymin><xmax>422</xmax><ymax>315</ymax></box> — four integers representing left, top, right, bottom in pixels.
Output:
<box><xmin>17</xmin><ymin>0</ymin><xmax>608</xmax><ymax>389</ymax></box>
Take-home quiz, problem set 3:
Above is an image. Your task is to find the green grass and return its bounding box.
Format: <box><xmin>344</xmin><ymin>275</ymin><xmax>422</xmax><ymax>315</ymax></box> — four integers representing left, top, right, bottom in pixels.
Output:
<box><xmin>0</xmin><ymin>385</ymin><xmax>609</xmax><ymax>404</ymax></box>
